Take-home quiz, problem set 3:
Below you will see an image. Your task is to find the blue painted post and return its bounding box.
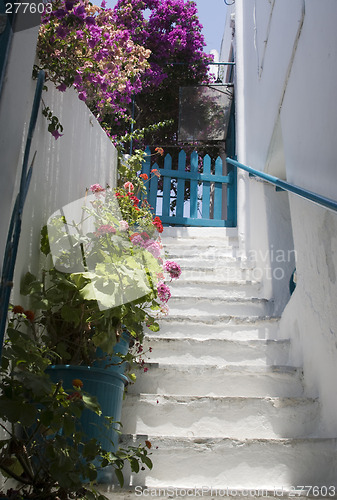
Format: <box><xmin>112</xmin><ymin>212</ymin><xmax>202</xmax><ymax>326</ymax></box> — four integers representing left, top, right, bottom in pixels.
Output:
<box><xmin>162</xmin><ymin>154</ymin><xmax>172</xmax><ymax>218</ymax></box>
<box><xmin>202</xmin><ymin>155</ymin><xmax>211</xmax><ymax>220</ymax></box>
<box><xmin>190</xmin><ymin>151</ymin><xmax>198</xmax><ymax>219</ymax></box>
<box><xmin>213</xmin><ymin>156</ymin><xmax>223</xmax><ymax>221</ymax></box>
<box><xmin>176</xmin><ymin>150</ymin><xmax>186</xmax><ymax>218</ymax></box>
<box><xmin>226</xmin><ymin>165</ymin><xmax>236</xmax><ymax>226</ymax></box>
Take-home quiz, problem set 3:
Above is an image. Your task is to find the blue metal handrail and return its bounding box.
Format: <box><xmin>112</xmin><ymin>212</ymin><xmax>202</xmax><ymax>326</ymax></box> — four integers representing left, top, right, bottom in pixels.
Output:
<box><xmin>0</xmin><ymin>70</ymin><xmax>45</xmax><ymax>360</ymax></box>
<box><xmin>226</xmin><ymin>157</ymin><xmax>337</xmax><ymax>214</ymax></box>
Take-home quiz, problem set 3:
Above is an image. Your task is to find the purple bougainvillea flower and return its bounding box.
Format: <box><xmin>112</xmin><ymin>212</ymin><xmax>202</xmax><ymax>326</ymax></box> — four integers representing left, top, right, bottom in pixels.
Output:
<box><xmin>51</xmin><ymin>129</ymin><xmax>64</xmax><ymax>140</ymax></box>
<box><xmin>56</xmin><ymin>83</ymin><xmax>67</xmax><ymax>92</ymax></box>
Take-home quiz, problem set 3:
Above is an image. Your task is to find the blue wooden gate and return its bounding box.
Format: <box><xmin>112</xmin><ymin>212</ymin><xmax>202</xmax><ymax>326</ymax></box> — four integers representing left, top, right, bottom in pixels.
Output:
<box><xmin>142</xmin><ymin>147</ymin><xmax>237</xmax><ymax>227</ymax></box>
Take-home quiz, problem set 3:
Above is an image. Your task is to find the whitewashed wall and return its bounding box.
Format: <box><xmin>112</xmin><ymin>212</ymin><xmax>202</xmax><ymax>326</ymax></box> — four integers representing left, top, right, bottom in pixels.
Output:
<box><xmin>1</xmin><ymin>50</ymin><xmax>117</xmax><ymax>305</ymax></box>
<box><xmin>229</xmin><ymin>0</ymin><xmax>337</xmax><ymax>434</ymax></box>
<box><xmin>11</xmin><ymin>80</ymin><xmax>117</xmax><ymax>303</ymax></box>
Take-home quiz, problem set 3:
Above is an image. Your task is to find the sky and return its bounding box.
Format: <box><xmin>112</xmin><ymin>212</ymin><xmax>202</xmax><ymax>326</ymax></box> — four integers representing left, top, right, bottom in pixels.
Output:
<box><xmin>100</xmin><ymin>0</ymin><xmax>227</xmax><ymax>55</ymax></box>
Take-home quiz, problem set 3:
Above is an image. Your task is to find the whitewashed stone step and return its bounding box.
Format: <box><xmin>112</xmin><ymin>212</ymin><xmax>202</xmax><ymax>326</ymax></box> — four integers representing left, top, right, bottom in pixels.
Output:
<box><xmin>167</xmin><ymin>297</ymin><xmax>274</xmax><ymax>318</ymax></box>
<box><xmin>122</xmin><ymin>394</ymin><xmax>319</xmax><ymax>439</ymax></box>
<box><xmin>165</xmin><ymin>245</ymin><xmax>240</xmax><ymax>259</ymax></box>
<box><xmin>160</xmin><ymin>315</ymin><xmax>278</xmax><ymax>329</ymax></box>
<box><xmin>143</xmin><ymin>338</ymin><xmax>290</xmax><ymax>366</ymax></box>
<box><xmin>166</xmin><ymin>256</ymin><xmax>255</xmax><ymax>271</ymax></box>
<box><xmin>161</xmin><ymin>226</ymin><xmax>238</xmax><ymax>245</ymax></box>
<box><xmin>177</xmin><ymin>266</ymin><xmax>260</xmax><ymax>283</ymax></box>
<box><xmin>169</xmin><ymin>280</ymin><xmax>264</xmax><ymax>299</ymax></box>
<box><xmin>156</xmin><ymin>317</ymin><xmax>281</xmax><ymax>340</ymax></box>
<box><xmin>119</xmin><ymin>435</ymin><xmax>337</xmax><ymax>490</ymax></box>
<box><xmin>129</xmin><ymin>364</ymin><xmax>304</xmax><ymax>398</ymax></box>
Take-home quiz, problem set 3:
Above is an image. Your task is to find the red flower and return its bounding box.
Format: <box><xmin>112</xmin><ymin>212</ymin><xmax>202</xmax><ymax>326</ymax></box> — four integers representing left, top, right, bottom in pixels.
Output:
<box><xmin>140</xmin><ymin>173</ymin><xmax>148</xmax><ymax>180</ymax></box>
<box><xmin>151</xmin><ymin>168</ymin><xmax>161</xmax><ymax>178</ymax></box>
<box><xmin>140</xmin><ymin>232</ymin><xmax>150</xmax><ymax>241</ymax></box>
<box><xmin>124</xmin><ymin>181</ymin><xmax>134</xmax><ymax>192</ymax></box>
<box><xmin>67</xmin><ymin>392</ymin><xmax>83</xmax><ymax>401</ymax></box>
<box><xmin>155</xmin><ymin>147</ymin><xmax>164</xmax><ymax>156</ymax></box>
<box><xmin>24</xmin><ymin>310</ymin><xmax>35</xmax><ymax>322</ymax></box>
<box><xmin>12</xmin><ymin>305</ymin><xmax>25</xmax><ymax>315</ymax></box>
<box><xmin>72</xmin><ymin>379</ymin><xmax>83</xmax><ymax>388</ymax></box>
<box><xmin>153</xmin><ymin>216</ymin><xmax>163</xmax><ymax>233</ymax></box>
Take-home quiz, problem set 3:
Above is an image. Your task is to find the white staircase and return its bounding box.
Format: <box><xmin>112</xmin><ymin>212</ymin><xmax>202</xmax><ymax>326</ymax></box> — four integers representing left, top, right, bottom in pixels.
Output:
<box><xmin>100</xmin><ymin>228</ymin><xmax>337</xmax><ymax>498</ymax></box>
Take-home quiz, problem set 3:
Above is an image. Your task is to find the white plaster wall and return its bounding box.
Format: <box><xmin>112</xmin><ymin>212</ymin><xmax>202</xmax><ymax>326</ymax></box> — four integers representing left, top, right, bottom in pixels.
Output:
<box><xmin>233</xmin><ymin>0</ymin><xmax>337</xmax><ymax>434</ymax></box>
<box><xmin>11</xmin><ymin>81</ymin><xmax>117</xmax><ymax>304</ymax></box>
<box><xmin>231</xmin><ymin>0</ymin><xmax>296</xmax><ymax>311</ymax></box>
<box><xmin>277</xmin><ymin>1</ymin><xmax>337</xmax><ymax>435</ymax></box>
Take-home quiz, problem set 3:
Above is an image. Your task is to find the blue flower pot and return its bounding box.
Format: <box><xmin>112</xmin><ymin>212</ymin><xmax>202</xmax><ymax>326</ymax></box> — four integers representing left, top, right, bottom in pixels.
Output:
<box><xmin>94</xmin><ymin>330</ymin><xmax>132</xmax><ymax>374</ymax></box>
<box><xmin>46</xmin><ymin>364</ymin><xmax>128</xmax><ymax>483</ymax></box>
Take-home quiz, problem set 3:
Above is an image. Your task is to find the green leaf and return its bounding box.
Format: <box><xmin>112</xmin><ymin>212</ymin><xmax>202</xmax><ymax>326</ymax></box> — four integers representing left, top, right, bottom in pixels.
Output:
<box><xmin>0</xmin><ymin>457</ymin><xmax>24</xmax><ymax>478</ymax></box>
<box><xmin>129</xmin><ymin>456</ymin><xmax>139</xmax><ymax>473</ymax></box>
<box><xmin>40</xmin><ymin>224</ymin><xmax>51</xmax><ymax>255</ymax></box>
<box><xmin>82</xmin><ymin>394</ymin><xmax>102</xmax><ymax>415</ymax></box>
<box><xmin>20</xmin><ymin>271</ymin><xmax>37</xmax><ymax>295</ymax></box>
<box><xmin>40</xmin><ymin>409</ymin><xmax>54</xmax><ymax>427</ymax></box>
<box><xmin>148</xmin><ymin>322</ymin><xmax>160</xmax><ymax>332</ymax></box>
<box><xmin>0</xmin><ymin>400</ymin><xmax>36</xmax><ymax>426</ymax></box>
<box><xmin>63</xmin><ymin>415</ymin><xmax>75</xmax><ymax>436</ymax></box>
<box><xmin>61</xmin><ymin>304</ymin><xmax>81</xmax><ymax>325</ymax></box>
<box><xmin>143</xmin><ymin>456</ymin><xmax>153</xmax><ymax>470</ymax></box>
<box><xmin>115</xmin><ymin>467</ymin><xmax>124</xmax><ymax>487</ymax></box>
<box><xmin>83</xmin><ymin>439</ymin><xmax>100</xmax><ymax>460</ymax></box>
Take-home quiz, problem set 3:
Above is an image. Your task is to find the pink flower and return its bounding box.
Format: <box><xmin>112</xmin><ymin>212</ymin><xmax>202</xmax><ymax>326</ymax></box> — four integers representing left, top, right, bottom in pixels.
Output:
<box><xmin>119</xmin><ymin>220</ymin><xmax>129</xmax><ymax>231</ymax></box>
<box><xmin>144</xmin><ymin>240</ymin><xmax>161</xmax><ymax>259</ymax></box>
<box><xmin>160</xmin><ymin>303</ymin><xmax>169</xmax><ymax>315</ymax></box>
<box><xmin>90</xmin><ymin>184</ymin><xmax>105</xmax><ymax>193</ymax></box>
<box><xmin>164</xmin><ymin>261</ymin><xmax>182</xmax><ymax>280</ymax></box>
<box><xmin>124</xmin><ymin>181</ymin><xmax>134</xmax><ymax>192</ymax></box>
<box><xmin>95</xmin><ymin>225</ymin><xmax>116</xmax><ymax>236</ymax></box>
<box><xmin>157</xmin><ymin>282</ymin><xmax>171</xmax><ymax>303</ymax></box>
<box><xmin>131</xmin><ymin>234</ymin><xmax>145</xmax><ymax>247</ymax></box>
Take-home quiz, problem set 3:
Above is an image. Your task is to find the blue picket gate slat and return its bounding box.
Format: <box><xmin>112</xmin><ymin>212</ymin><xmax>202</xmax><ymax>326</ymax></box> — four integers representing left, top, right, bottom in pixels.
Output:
<box><xmin>142</xmin><ymin>148</ymin><xmax>236</xmax><ymax>227</ymax></box>
<box><xmin>213</xmin><ymin>156</ymin><xmax>223</xmax><ymax>221</ymax></box>
<box><xmin>176</xmin><ymin>150</ymin><xmax>186</xmax><ymax>218</ymax></box>
<box><xmin>190</xmin><ymin>151</ymin><xmax>198</xmax><ymax>219</ymax></box>
<box><xmin>202</xmin><ymin>155</ymin><xmax>211</xmax><ymax>220</ymax></box>
<box><xmin>162</xmin><ymin>154</ymin><xmax>172</xmax><ymax>217</ymax></box>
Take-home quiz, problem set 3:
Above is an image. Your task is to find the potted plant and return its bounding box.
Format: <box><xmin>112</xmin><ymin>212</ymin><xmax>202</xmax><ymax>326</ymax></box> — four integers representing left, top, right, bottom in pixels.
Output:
<box><xmin>0</xmin><ymin>307</ymin><xmax>152</xmax><ymax>499</ymax></box>
<box><xmin>18</xmin><ymin>157</ymin><xmax>181</xmax><ymax>472</ymax></box>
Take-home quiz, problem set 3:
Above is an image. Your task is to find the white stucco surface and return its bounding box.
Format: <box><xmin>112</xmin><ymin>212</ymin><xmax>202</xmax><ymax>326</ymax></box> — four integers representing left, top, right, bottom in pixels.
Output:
<box><xmin>3</xmin><ymin>80</ymin><xmax>117</xmax><ymax>304</ymax></box>
<box><xmin>228</xmin><ymin>0</ymin><xmax>337</xmax><ymax>434</ymax></box>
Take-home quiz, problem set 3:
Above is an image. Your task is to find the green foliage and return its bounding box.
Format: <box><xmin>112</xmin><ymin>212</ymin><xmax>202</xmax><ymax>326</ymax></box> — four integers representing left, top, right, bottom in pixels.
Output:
<box><xmin>0</xmin><ymin>312</ymin><xmax>152</xmax><ymax>499</ymax></box>
<box><xmin>19</xmin><ymin>176</ymin><xmax>169</xmax><ymax>379</ymax></box>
